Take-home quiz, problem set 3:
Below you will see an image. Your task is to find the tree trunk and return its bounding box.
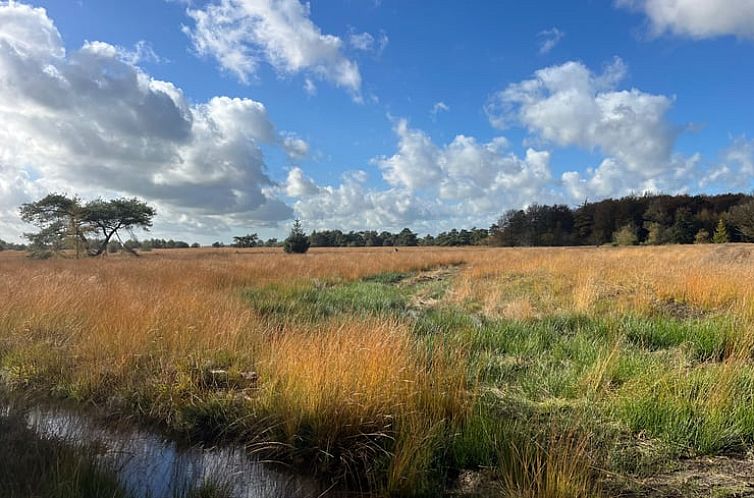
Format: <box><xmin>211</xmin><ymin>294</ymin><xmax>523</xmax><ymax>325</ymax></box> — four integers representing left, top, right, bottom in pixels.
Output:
<box><xmin>91</xmin><ymin>231</ymin><xmax>114</xmax><ymax>257</ymax></box>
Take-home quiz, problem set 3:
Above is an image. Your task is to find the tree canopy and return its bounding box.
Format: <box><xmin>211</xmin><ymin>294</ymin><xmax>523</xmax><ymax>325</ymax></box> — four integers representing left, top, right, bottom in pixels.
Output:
<box><xmin>232</xmin><ymin>233</ymin><xmax>260</xmax><ymax>248</ymax></box>
<box><xmin>19</xmin><ymin>194</ymin><xmax>155</xmax><ymax>257</ymax></box>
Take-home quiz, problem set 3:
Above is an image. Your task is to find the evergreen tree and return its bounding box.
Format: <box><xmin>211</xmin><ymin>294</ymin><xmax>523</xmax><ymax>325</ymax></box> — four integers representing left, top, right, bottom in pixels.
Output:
<box><xmin>713</xmin><ymin>219</ymin><xmax>730</xmax><ymax>244</ymax></box>
<box><xmin>668</xmin><ymin>207</ymin><xmax>697</xmax><ymax>244</ymax></box>
<box><xmin>284</xmin><ymin>219</ymin><xmax>310</xmax><ymax>254</ymax></box>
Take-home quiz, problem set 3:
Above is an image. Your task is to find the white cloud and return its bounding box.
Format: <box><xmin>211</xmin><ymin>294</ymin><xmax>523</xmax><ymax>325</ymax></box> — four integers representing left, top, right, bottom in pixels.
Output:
<box><xmin>538</xmin><ymin>27</ymin><xmax>565</xmax><ymax>54</ymax></box>
<box><xmin>119</xmin><ymin>40</ymin><xmax>164</xmax><ymax>65</ymax></box>
<box><xmin>349</xmin><ymin>31</ymin><xmax>374</xmax><ymax>51</ymax></box>
<box><xmin>285</xmin><ymin>166</ymin><xmax>320</xmax><ymax>197</ymax></box>
<box><xmin>701</xmin><ymin>137</ymin><xmax>754</xmax><ymax>189</ymax></box>
<box><xmin>430</xmin><ymin>101</ymin><xmax>450</xmax><ymax>118</ymax></box>
<box><xmin>0</xmin><ymin>1</ymin><xmax>297</xmax><ymax>240</ymax></box>
<box><xmin>184</xmin><ymin>0</ymin><xmax>362</xmax><ymax>96</ymax></box>
<box><xmin>287</xmin><ymin>119</ymin><xmax>556</xmax><ymax>231</ymax></box>
<box><xmin>281</xmin><ymin>134</ymin><xmax>310</xmax><ymax>160</ymax></box>
<box><xmin>303</xmin><ymin>77</ymin><xmax>317</xmax><ymax>95</ymax></box>
<box><xmin>561</xmin><ymin>153</ymin><xmax>699</xmax><ymax>200</ymax></box>
<box><xmin>617</xmin><ymin>0</ymin><xmax>754</xmax><ymax>40</ymax></box>
<box><xmin>486</xmin><ymin>58</ymin><xmax>690</xmax><ymax>199</ymax></box>
<box><xmin>287</xmin><ymin>169</ymin><xmax>437</xmax><ymax>231</ymax></box>
<box><xmin>349</xmin><ymin>29</ymin><xmax>388</xmax><ymax>54</ymax></box>
<box><xmin>375</xmin><ymin>120</ymin><xmax>443</xmax><ymax>190</ymax></box>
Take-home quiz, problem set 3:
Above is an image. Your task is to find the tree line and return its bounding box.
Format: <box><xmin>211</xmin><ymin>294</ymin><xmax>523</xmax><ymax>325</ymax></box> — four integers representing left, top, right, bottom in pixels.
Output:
<box><xmin>7</xmin><ymin>192</ymin><xmax>754</xmax><ymax>255</ymax></box>
<box><xmin>223</xmin><ymin>227</ymin><xmax>491</xmax><ymax>249</ymax></box>
<box><xmin>489</xmin><ymin>193</ymin><xmax>754</xmax><ymax>246</ymax></box>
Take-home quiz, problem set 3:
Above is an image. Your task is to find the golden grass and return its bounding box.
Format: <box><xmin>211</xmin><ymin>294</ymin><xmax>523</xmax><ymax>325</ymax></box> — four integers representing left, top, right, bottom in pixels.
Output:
<box><xmin>5</xmin><ymin>243</ymin><xmax>754</xmax><ymax>494</ymax></box>
<box><xmin>499</xmin><ymin>431</ymin><xmax>602</xmax><ymax>498</ymax></box>
<box><xmin>450</xmin><ymin>244</ymin><xmax>754</xmax><ymax>320</ymax></box>
<box><xmin>0</xmin><ymin>247</ymin><xmax>473</xmax><ymax>488</ymax></box>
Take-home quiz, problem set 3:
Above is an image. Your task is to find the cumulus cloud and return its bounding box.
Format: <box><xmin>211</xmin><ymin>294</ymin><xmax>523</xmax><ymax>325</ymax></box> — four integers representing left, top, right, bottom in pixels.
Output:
<box><xmin>375</xmin><ymin>120</ymin><xmax>444</xmax><ymax>190</ymax></box>
<box><xmin>281</xmin><ymin>134</ymin><xmax>310</xmax><ymax>160</ymax></box>
<box><xmin>486</xmin><ymin>58</ymin><xmax>692</xmax><ymax>199</ymax></box>
<box><xmin>538</xmin><ymin>27</ymin><xmax>565</xmax><ymax>54</ymax></box>
<box><xmin>287</xmin><ymin>169</ymin><xmax>437</xmax><ymax>231</ymax></box>
<box><xmin>701</xmin><ymin>137</ymin><xmax>754</xmax><ymax>189</ymax></box>
<box><xmin>184</xmin><ymin>0</ymin><xmax>362</xmax><ymax>96</ymax></box>
<box><xmin>0</xmin><ymin>1</ymin><xmax>298</xmax><ymax>240</ymax></box>
<box><xmin>285</xmin><ymin>166</ymin><xmax>320</xmax><ymax>197</ymax></box>
<box><xmin>617</xmin><ymin>0</ymin><xmax>754</xmax><ymax>40</ymax></box>
<box><xmin>286</xmin><ymin>119</ymin><xmax>556</xmax><ymax>231</ymax></box>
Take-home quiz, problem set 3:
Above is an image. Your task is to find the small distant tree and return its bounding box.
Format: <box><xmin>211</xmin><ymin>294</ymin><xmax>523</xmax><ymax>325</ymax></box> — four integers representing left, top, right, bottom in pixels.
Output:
<box><xmin>713</xmin><ymin>218</ymin><xmax>730</xmax><ymax>244</ymax></box>
<box><xmin>694</xmin><ymin>229</ymin><xmax>710</xmax><ymax>244</ymax></box>
<box><xmin>613</xmin><ymin>223</ymin><xmax>638</xmax><ymax>246</ymax></box>
<box><xmin>283</xmin><ymin>219</ymin><xmax>310</xmax><ymax>254</ymax></box>
<box><xmin>191</xmin><ymin>242</ymin><xmax>200</xmax><ymax>248</ymax></box>
<box><xmin>395</xmin><ymin>227</ymin><xmax>418</xmax><ymax>246</ymax></box>
<box><xmin>232</xmin><ymin>233</ymin><xmax>259</xmax><ymax>248</ymax></box>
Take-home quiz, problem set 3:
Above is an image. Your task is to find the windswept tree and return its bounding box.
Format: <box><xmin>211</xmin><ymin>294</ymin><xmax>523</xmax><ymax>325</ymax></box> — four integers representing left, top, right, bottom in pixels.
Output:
<box><xmin>20</xmin><ymin>194</ymin><xmax>155</xmax><ymax>257</ymax></box>
<box><xmin>19</xmin><ymin>194</ymin><xmax>89</xmax><ymax>257</ymax></box>
<box><xmin>84</xmin><ymin>198</ymin><xmax>156</xmax><ymax>256</ymax></box>
<box><xmin>232</xmin><ymin>233</ymin><xmax>260</xmax><ymax>248</ymax></box>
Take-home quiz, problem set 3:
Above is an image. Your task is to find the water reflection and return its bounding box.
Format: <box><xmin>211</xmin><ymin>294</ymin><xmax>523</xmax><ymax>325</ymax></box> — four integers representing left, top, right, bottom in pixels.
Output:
<box><xmin>12</xmin><ymin>404</ymin><xmax>348</xmax><ymax>498</ymax></box>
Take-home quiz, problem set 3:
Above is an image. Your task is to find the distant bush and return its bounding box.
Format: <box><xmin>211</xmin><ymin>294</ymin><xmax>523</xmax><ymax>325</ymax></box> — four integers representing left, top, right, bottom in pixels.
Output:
<box><xmin>613</xmin><ymin>223</ymin><xmax>638</xmax><ymax>246</ymax></box>
<box><xmin>694</xmin><ymin>229</ymin><xmax>710</xmax><ymax>244</ymax></box>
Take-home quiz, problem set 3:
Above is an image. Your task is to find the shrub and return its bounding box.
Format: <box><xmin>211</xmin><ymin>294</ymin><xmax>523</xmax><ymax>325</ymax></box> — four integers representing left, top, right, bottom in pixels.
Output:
<box><xmin>694</xmin><ymin>229</ymin><xmax>710</xmax><ymax>244</ymax></box>
<box><xmin>613</xmin><ymin>224</ymin><xmax>638</xmax><ymax>246</ymax></box>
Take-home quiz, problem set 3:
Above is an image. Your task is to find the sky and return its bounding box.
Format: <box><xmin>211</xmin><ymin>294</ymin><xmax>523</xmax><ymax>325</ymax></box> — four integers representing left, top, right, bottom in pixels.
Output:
<box><xmin>1</xmin><ymin>0</ymin><xmax>754</xmax><ymax>243</ymax></box>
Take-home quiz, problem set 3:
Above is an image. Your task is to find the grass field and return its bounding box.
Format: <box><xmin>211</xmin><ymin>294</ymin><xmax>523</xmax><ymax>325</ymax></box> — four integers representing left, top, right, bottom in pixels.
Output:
<box><xmin>3</xmin><ymin>244</ymin><xmax>754</xmax><ymax>496</ymax></box>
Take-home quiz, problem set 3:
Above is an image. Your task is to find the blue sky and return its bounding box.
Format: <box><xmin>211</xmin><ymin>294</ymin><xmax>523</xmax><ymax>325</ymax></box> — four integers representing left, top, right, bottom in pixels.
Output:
<box><xmin>1</xmin><ymin>0</ymin><xmax>754</xmax><ymax>242</ymax></box>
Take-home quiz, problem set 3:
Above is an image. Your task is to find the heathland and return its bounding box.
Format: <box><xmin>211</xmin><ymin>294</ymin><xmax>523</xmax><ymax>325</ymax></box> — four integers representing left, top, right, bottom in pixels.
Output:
<box><xmin>3</xmin><ymin>244</ymin><xmax>754</xmax><ymax>497</ymax></box>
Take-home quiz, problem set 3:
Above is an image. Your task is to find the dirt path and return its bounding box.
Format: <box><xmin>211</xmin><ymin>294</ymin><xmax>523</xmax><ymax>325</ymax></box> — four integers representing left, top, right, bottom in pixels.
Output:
<box><xmin>399</xmin><ymin>264</ymin><xmax>464</xmax><ymax>310</ymax></box>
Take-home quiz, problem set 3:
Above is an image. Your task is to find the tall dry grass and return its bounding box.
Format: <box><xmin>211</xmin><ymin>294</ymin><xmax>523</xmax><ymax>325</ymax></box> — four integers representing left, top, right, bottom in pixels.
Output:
<box><xmin>6</xmin><ymin>244</ymin><xmax>754</xmax><ymax>493</ymax></box>
<box><xmin>452</xmin><ymin>244</ymin><xmax>754</xmax><ymax>320</ymax></box>
<box><xmin>0</xmin><ymin>247</ymin><xmax>472</xmax><ymax>489</ymax></box>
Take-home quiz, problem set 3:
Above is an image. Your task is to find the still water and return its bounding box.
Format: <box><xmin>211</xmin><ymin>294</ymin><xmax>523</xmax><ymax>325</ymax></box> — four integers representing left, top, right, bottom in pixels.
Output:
<box><xmin>11</xmin><ymin>402</ymin><xmax>355</xmax><ymax>498</ymax></box>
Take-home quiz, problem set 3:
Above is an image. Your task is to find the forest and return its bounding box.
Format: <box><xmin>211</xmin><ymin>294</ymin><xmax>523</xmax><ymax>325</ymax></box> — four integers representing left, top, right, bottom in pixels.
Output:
<box><xmin>488</xmin><ymin>192</ymin><xmax>754</xmax><ymax>247</ymax></box>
